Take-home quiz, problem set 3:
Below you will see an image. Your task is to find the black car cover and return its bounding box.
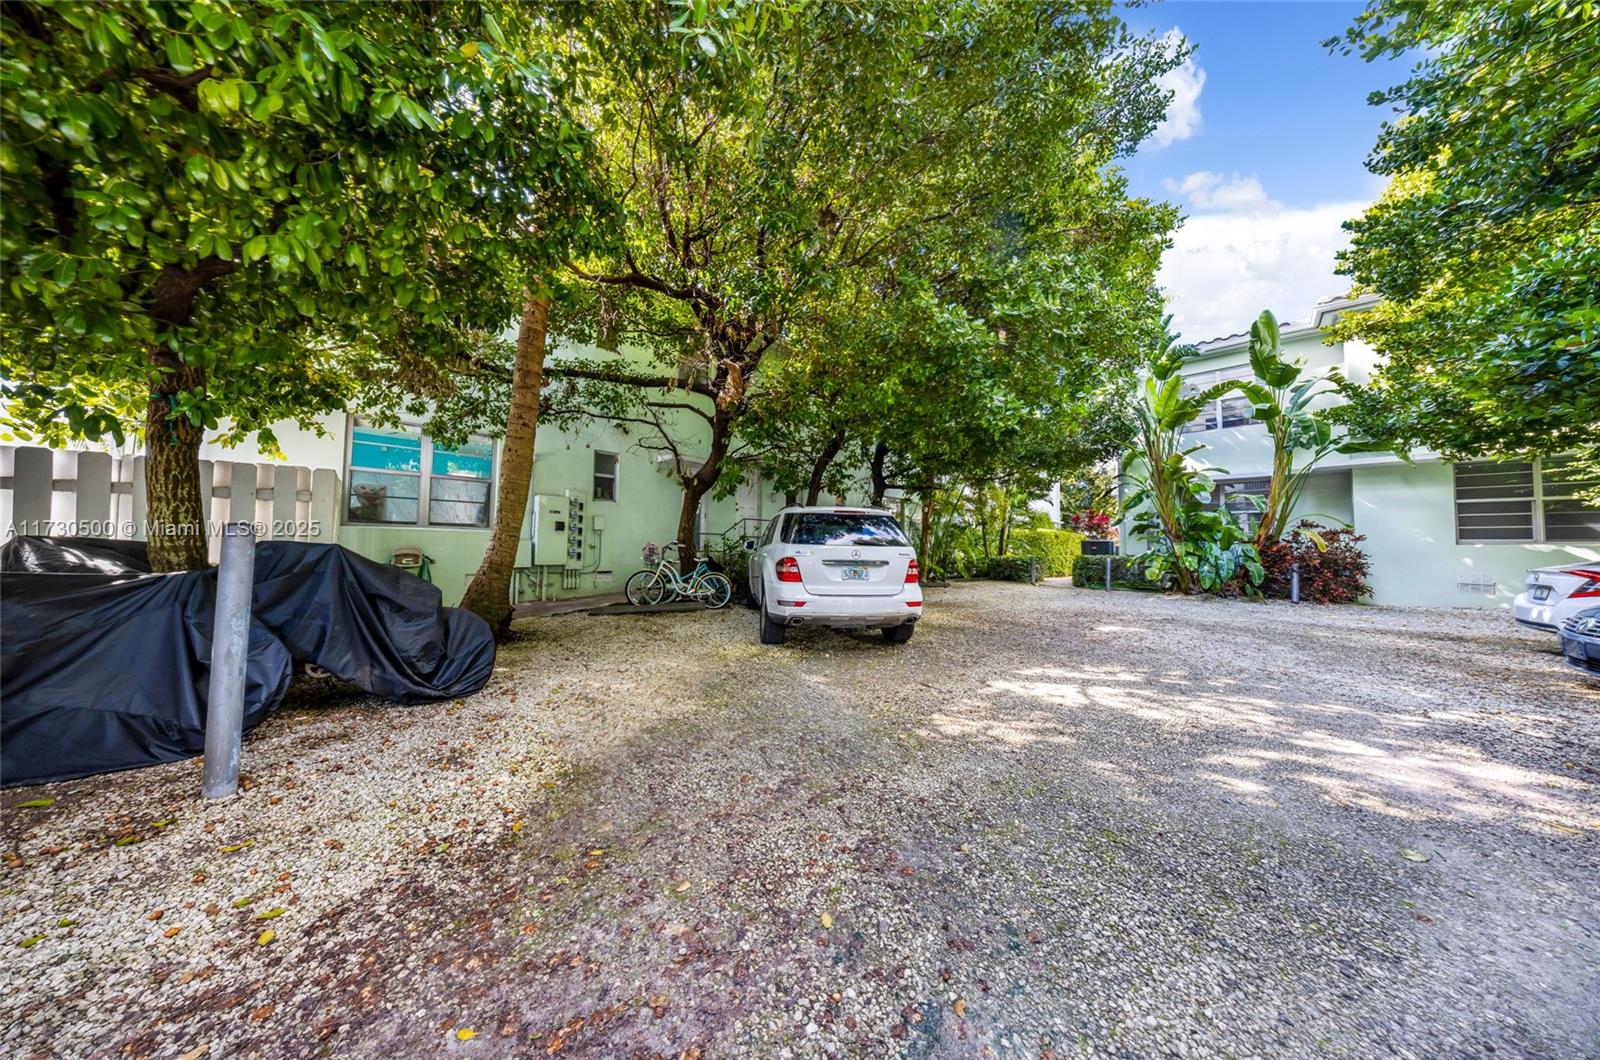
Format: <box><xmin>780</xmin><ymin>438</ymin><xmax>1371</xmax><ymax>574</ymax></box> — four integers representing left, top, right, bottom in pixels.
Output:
<box><xmin>1</xmin><ymin>538</ymin><xmax>496</xmax><ymax>786</ymax></box>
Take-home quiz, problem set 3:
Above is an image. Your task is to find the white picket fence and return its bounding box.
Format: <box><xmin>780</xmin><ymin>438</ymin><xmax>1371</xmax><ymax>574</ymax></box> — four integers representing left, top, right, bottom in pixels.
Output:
<box><xmin>0</xmin><ymin>444</ymin><xmax>339</xmax><ymax>563</ymax></box>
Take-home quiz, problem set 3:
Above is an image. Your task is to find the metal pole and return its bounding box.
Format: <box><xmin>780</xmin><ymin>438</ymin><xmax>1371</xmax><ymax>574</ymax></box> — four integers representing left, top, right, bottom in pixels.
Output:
<box><xmin>203</xmin><ymin>522</ymin><xmax>256</xmax><ymax>800</ymax></box>
<box><xmin>1290</xmin><ymin>561</ymin><xmax>1301</xmax><ymax>604</ymax></box>
<box><xmin>1104</xmin><ymin>553</ymin><xmax>1113</xmax><ymax>591</ymax></box>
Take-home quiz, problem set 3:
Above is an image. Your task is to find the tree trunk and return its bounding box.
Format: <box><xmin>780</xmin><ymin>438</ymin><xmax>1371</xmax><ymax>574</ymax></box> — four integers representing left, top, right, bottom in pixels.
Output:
<box><xmin>869</xmin><ymin>441</ymin><xmax>890</xmax><ymax>507</ymax></box>
<box><xmin>143</xmin><ymin>361</ymin><xmax>208</xmax><ymax>572</ymax></box>
<box><xmin>804</xmin><ymin>430</ymin><xmax>846</xmax><ymax>506</ymax></box>
<box><xmin>674</xmin><ymin>408</ymin><xmax>732</xmax><ymax>570</ymax></box>
<box><xmin>143</xmin><ymin>262</ymin><xmax>233</xmax><ymax>572</ymax></box>
<box><xmin>918</xmin><ymin>478</ymin><xmax>935</xmax><ymax>560</ymax></box>
<box><xmin>460</xmin><ymin>289</ymin><xmax>550</xmax><ymax>637</ymax></box>
<box><xmin>997</xmin><ymin>492</ymin><xmax>1012</xmax><ymax>557</ymax></box>
<box><xmin>674</xmin><ymin>480</ymin><xmax>710</xmax><ymax>570</ymax></box>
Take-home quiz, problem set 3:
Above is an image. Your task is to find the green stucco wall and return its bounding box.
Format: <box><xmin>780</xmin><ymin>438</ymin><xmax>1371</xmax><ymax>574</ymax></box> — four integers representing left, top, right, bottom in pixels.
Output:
<box><xmin>1351</xmin><ymin>461</ymin><xmax>1599</xmax><ymax>608</ymax></box>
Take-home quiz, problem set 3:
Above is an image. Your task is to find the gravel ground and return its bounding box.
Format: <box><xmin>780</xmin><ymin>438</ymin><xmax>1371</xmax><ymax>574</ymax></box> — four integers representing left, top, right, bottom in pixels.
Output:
<box><xmin>3</xmin><ymin>581</ymin><xmax>1598</xmax><ymax>1059</ymax></box>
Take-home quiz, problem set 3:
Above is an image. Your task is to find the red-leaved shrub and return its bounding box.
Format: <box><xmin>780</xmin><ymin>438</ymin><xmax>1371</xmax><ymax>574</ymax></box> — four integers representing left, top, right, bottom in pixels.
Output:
<box><xmin>1259</xmin><ymin>519</ymin><xmax>1372</xmax><ymax>603</ymax></box>
<box><xmin>1064</xmin><ymin>511</ymin><xmax>1115</xmax><ymax>537</ymax></box>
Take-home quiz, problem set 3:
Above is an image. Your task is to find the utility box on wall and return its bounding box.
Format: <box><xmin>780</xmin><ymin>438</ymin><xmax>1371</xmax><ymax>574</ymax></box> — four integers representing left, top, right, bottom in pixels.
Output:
<box><xmin>531</xmin><ymin>490</ymin><xmax>595</xmax><ymax>571</ymax></box>
<box><xmin>531</xmin><ymin>494</ymin><xmax>568</xmax><ymax>566</ymax></box>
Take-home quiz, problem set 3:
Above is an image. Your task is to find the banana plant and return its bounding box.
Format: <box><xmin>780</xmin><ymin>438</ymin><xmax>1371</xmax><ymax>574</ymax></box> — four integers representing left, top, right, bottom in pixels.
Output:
<box><xmin>1122</xmin><ymin>318</ymin><xmax>1263</xmax><ymax>594</ymax></box>
<box><xmin>1230</xmin><ymin>310</ymin><xmax>1389</xmax><ymax>550</ymax></box>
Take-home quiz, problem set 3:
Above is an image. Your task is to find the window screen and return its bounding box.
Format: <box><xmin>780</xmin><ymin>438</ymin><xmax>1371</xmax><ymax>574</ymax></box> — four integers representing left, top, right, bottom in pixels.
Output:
<box><xmin>783</xmin><ymin>513</ymin><xmax>910</xmax><ymax>547</ymax></box>
<box><xmin>1453</xmin><ymin>461</ymin><xmax>1534</xmax><ymax>541</ymax></box>
<box><xmin>347</xmin><ymin>421</ymin><xmax>492</xmax><ymax>528</ymax></box>
<box><xmin>1541</xmin><ymin>457</ymin><xmax>1600</xmax><ymax>542</ymax></box>
<box><xmin>1214</xmin><ymin>478</ymin><xmax>1269</xmax><ymax>532</ymax></box>
<box><xmin>1217</xmin><ymin>368</ymin><xmax>1257</xmax><ymax>429</ymax></box>
<box><xmin>593</xmin><ymin>452</ymin><xmax>618</xmax><ymax>502</ymax></box>
<box><xmin>1179</xmin><ymin>371</ymin><xmax>1218</xmax><ymax>434</ymax></box>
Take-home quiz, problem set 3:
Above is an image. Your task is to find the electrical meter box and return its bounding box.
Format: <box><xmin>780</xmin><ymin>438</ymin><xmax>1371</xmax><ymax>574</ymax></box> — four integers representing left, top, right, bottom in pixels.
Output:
<box><xmin>564</xmin><ymin>495</ymin><xmax>586</xmax><ymax>570</ymax></box>
<box><xmin>531</xmin><ymin>494</ymin><xmax>568</xmax><ymax>565</ymax></box>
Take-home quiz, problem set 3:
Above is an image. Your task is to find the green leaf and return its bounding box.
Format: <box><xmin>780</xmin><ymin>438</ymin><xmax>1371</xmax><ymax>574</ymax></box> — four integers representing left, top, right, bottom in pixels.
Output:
<box><xmin>164</xmin><ymin>34</ymin><xmax>194</xmax><ymax>72</ymax></box>
<box><xmin>18</xmin><ymin>798</ymin><xmax>55</xmax><ymax>808</ymax></box>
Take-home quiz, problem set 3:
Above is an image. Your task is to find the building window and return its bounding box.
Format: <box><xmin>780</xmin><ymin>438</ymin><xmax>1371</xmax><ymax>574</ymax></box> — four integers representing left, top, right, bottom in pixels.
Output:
<box><xmin>346</xmin><ymin>419</ymin><xmax>494</xmax><ymax>528</ymax></box>
<box><xmin>1209</xmin><ymin>477</ymin><xmax>1270</xmax><ymax>533</ymax></box>
<box><xmin>593</xmin><ymin>451</ymin><xmax>618</xmax><ymax>502</ymax></box>
<box><xmin>1453</xmin><ymin>458</ymin><xmax>1600</xmax><ymax>543</ymax></box>
<box><xmin>1540</xmin><ymin>456</ymin><xmax>1600</xmax><ymax>542</ymax></box>
<box><xmin>1181</xmin><ymin>367</ymin><xmax>1258</xmax><ymax>433</ymax></box>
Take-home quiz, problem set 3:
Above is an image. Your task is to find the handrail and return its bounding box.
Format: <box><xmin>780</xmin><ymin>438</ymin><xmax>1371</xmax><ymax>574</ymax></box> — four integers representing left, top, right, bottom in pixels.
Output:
<box><xmin>697</xmin><ymin>516</ymin><xmax>768</xmax><ymax>548</ymax></box>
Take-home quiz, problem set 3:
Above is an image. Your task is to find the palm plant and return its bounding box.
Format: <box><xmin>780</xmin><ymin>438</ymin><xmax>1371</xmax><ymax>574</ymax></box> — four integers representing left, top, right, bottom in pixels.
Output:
<box><xmin>1229</xmin><ymin>311</ymin><xmax>1386</xmax><ymax>550</ymax></box>
<box><xmin>1122</xmin><ymin>319</ymin><xmax>1263</xmax><ymax>594</ymax></box>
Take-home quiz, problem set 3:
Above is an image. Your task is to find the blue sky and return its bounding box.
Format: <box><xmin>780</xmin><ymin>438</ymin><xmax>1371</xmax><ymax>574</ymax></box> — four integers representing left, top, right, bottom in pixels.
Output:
<box><xmin>1116</xmin><ymin>1</ymin><xmax>1412</xmax><ymax>343</ymax></box>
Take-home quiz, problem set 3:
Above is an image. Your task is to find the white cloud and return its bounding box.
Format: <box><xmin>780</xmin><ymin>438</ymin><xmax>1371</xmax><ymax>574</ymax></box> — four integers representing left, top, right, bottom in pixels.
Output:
<box><xmin>1162</xmin><ymin>171</ymin><xmax>1278</xmax><ymax>212</ymax></box>
<box><xmin>1156</xmin><ymin>190</ymin><xmax>1370</xmax><ymax>344</ymax></box>
<box><xmin>1151</xmin><ymin>30</ymin><xmax>1205</xmax><ymax>147</ymax></box>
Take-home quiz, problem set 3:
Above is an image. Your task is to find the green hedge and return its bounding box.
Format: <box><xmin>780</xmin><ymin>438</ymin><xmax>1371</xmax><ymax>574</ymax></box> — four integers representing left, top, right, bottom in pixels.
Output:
<box><xmin>974</xmin><ymin>555</ymin><xmax>1040</xmax><ymax>583</ymax></box>
<box><xmin>1008</xmin><ymin>528</ymin><xmax>1084</xmax><ymax>578</ymax></box>
<box><xmin>1070</xmin><ymin>553</ymin><xmax>1160</xmax><ymax>590</ymax></box>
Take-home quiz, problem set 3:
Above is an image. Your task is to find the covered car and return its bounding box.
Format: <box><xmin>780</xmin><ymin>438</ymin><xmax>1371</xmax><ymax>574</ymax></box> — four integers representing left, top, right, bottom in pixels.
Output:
<box><xmin>1</xmin><ymin>538</ymin><xmax>495</xmax><ymax>786</ymax></box>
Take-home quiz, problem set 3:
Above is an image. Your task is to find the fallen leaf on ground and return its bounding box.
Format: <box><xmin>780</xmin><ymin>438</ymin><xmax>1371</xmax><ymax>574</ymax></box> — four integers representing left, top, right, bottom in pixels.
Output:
<box><xmin>255</xmin><ymin>907</ymin><xmax>286</xmax><ymax>920</ymax></box>
<box><xmin>148</xmin><ymin>909</ymin><xmax>164</xmax><ymax>921</ymax></box>
<box><xmin>674</xmin><ymin>881</ymin><xmax>690</xmax><ymax>893</ymax></box>
<box><xmin>177</xmin><ymin>1045</ymin><xmax>209</xmax><ymax>1060</ymax></box>
<box><xmin>1401</xmin><ymin>849</ymin><xmax>1430</xmax><ymax>862</ymax></box>
<box><xmin>256</xmin><ymin>929</ymin><xmax>276</xmax><ymax>946</ymax></box>
<box><xmin>250</xmin><ymin>1004</ymin><xmax>274</xmax><ymax>1022</ymax></box>
<box><xmin>18</xmin><ymin>934</ymin><xmax>45</xmax><ymax>948</ymax></box>
<box><xmin>455</xmin><ymin>1027</ymin><xmax>476</xmax><ymax>1041</ymax></box>
<box><xmin>953</xmin><ymin>998</ymin><xmax>967</xmax><ymax>1017</ymax></box>
<box><xmin>164</xmin><ymin>927</ymin><xmax>181</xmax><ymax>938</ymax></box>
<box><xmin>820</xmin><ymin>912</ymin><xmax>833</xmax><ymax>928</ymax></box>
<box><xmin>18</xmin><ymin>798</ymin><xmax>54</xmax><ymax>808</ymax></box>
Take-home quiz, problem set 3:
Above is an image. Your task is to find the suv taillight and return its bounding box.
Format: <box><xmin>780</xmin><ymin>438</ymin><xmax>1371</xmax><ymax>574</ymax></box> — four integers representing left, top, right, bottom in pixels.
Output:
<box><xmin>776</xmin><ymin>556</ymin><xmax>802</xmax><ymax>583</ymax></box>
<box><xmin>905</xmin><ymin>559</ymin><xmax>919</xmax><ymax>584</ymax></box>
<box><xmin>1566</xmin><ymin>568</ymin><xmax>1600</xmax><ymax>598</ymax></box>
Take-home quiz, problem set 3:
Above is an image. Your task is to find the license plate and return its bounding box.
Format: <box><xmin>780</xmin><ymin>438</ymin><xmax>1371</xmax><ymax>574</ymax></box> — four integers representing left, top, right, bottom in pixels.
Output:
<box><xmin>841</xmin><ymin>566</ymin><xmax>868</xmax><ymax>581</ymax></box>
<box><xmin>1532</xmin><ymin>586</ymin><xmax>1551</xmax><ymax>601</ymax></box>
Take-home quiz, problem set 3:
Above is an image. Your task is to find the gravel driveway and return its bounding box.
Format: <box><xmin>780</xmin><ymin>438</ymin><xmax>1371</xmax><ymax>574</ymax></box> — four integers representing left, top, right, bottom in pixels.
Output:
<box><xmin>3</xmin><ymin>582</ymin><xmax>1597</xmax><ymax>1058</ymax></box>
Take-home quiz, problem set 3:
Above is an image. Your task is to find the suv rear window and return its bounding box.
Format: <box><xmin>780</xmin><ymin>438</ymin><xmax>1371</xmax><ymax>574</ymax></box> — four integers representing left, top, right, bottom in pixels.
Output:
<box><xmin>783</xmin><ymin>513</ymin><xmax>910</xmax><ymax>547</ymax></box>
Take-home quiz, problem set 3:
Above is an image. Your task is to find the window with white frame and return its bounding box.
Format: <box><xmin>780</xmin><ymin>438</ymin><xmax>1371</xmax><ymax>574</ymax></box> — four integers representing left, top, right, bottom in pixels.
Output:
<box><xmin>1180</xmin><ymin>366</ymin><xmax>1257</xmax><ymax>433</ymax></box>
<box><xmin>593</xmin><ymin>451</ymin><xmax>618</xmax><ymax>502</ymax></box>
<box><xmin>1208</xmin><ymin>477</ymin><xmax>1270</xmax><ymax>532</ymax></box>
<box><xmin>1452</xmin><ymin>459</ymin><xmax>1600</xmax><ymax>542</ymax></box>
<box><xmin>1538</xmin><ymin>456</ymin><xmax>1600</xmax><ymax>542</ymax></box>
<box><xmin>346</xmin><ymin>419</ymin><xmax>494</xmax><ymax>528</ymax></box>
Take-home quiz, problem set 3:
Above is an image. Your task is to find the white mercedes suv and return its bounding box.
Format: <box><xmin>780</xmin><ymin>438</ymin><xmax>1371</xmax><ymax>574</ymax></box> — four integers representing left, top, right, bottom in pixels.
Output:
<box><xmin>744</xmin><ymin>507</ymin><xmax>922</xmax><ymax>645</ymax></box>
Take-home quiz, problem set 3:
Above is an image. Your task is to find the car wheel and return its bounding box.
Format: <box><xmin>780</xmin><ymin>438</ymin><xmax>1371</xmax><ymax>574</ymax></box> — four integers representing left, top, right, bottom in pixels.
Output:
<box><xmin>760</xmin><ymin>610</ymin><xmax>787</xmax><ymax>645</ymax></box>
<box><xmin>883</xmin><ymin>623</ymin><xmax>915</xmax><ymax>644</ymax></box>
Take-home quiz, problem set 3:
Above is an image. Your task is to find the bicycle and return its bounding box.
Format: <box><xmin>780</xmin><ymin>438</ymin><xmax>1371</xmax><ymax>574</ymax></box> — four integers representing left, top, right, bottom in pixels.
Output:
<box><xmin>625</xmin><ymin>542</ymin><xmax>733</xmax><ymax>609</ymax></box>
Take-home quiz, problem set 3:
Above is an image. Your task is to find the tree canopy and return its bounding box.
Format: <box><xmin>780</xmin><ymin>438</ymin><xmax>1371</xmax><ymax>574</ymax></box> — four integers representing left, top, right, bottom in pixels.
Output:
<box><xmin>541</xmin><ymin>0</ymin><xmax>1181</xmax><ymax>558</ymax></box>
<box><xmin>1326</xmin><ymin>0</ymin><xmax>1600</xmax><ymax>487</ymax></box>
<box><xmin>0</xmin><ymin>0</ymin><xmax>606</xmax><ymax>567</ymax></box>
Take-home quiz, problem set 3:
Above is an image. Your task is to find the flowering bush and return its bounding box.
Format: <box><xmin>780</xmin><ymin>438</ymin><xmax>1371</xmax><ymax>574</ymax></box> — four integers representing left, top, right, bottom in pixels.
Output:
<box><xmin>1064</xmin><ymin>511</ymin><xmax>1115</xmax><ymax>537</ymax></box>
<box><xmin>1259</xmin><ymin>520</ymin><xmax>1372</xmax><ymax>603</ymax></box>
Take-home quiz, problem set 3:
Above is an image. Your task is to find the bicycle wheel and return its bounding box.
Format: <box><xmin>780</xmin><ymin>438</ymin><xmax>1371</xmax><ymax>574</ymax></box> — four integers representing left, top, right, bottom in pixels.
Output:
<box><xmin>700</xmin><ymin>572</ymin><xmax>733</xmax><ymax>609</ymax></box>
<box><xmin>625</xmin><ymin>569</ymin><xmax>667</xmax><ymax>606</ymax></box>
